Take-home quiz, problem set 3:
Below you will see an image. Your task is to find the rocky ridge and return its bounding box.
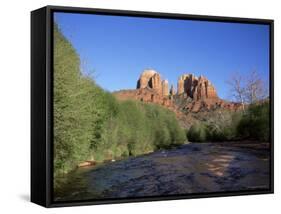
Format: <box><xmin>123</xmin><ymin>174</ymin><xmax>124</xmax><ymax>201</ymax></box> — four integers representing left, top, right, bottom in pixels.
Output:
<box><xmin>113</xmin><ymin>69</ymin><xmax>243</xmax><ymax>126</ymax></box>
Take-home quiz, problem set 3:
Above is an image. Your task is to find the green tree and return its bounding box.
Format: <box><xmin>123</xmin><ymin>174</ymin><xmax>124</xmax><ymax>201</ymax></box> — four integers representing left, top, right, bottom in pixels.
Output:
<box><xmin>53</xmin><ymin>23</ymin><xmax>187</xmax><ymax>184</ymax></box>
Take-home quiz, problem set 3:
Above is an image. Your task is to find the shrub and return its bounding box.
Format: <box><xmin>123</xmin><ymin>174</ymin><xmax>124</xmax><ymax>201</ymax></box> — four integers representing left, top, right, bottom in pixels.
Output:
<box><xmin>237</xmin><ymin>102</ymin><xmax>269</xmax><ymax>141</ymax></box>
<box><xmin>187</xmin><ymin>123</ymin><xmax>207</xmax><ymax>142</ymax></box>
<box><xmin>187</xmin><ymin>110</ymin><xmax>244</xmax><ymax>142</ymax></box>
<box><xmin>187</xmin><ymin>102</ymin><xmax>269</xmax><ymax>143</ymax></box>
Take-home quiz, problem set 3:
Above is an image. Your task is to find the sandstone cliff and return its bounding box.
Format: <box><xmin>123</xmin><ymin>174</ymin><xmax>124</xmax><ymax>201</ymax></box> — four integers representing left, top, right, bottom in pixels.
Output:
<box><xmin>116</xmin><ymin>69</ymin><xmax>176</xmax><ymax>112</ymax></box>
<box><xmin>136</xmin><ymin>69</ymin><xmax>169</xmax><ymax>97</ymax></box>
<box><xmin>162</xmin><ymin>80</ymin><xmax>169</xmax><ymax>97</ymax></box>
<box><xmin>170</xmin><ymin>84</ymin><xmax>176</xmax><ymax>96</ymax></box>
<box><xmin>113</xmin><ymin>88</ymin><xmax>174</xmax><ymax>111</ymax></box>
<box><xmin>177</xmin><ymin>74</ymin><xmax>218</xmax><ymax>100</ymax></box>
<box><xmin>114</xmin><ymin>69</ymin><xmax>243</xmax><ymax>128</ymax></box>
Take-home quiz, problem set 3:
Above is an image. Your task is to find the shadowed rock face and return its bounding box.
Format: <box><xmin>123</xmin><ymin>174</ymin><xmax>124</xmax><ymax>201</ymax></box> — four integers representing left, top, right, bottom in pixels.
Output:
<box><xmin>177</xmin><ymin>74</ymin><xmax>218</xmax><ymax>100</ymax></box>
<box><xmin>170</xmin><ymin>84</ymin><xmax>176</xmax><ymax>96</ymax></box>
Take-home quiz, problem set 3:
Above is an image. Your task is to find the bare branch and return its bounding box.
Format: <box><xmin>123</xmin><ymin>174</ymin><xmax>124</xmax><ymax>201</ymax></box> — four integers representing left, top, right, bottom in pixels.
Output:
<box><xmin>245</xmin><ymin>70</ymin><xmax>268</xmax><ymax>103</ymax></box>
<box><xmin>226</xmin><ymin>72</ymin><xmax>246</xmax><ymax>111</ymax></box>
<box><xmin>227</xmin><ymin>70</ymin><xmax>268</xmax><ymax>109</ymax></box>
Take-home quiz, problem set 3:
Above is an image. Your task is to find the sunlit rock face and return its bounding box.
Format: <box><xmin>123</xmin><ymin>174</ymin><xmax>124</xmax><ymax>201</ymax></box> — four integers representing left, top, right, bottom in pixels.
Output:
<box><xmin>137</xmin><ymin>69</ymin><xmax>169</xmax><ymax>97</ymax></box>
<box><xmin>175</xmin><ymin>74</ymin><xmax>241</xmax><ymax>113</ymax></box>
<box><xmin>162</xmin><ymin>79</ymin><xmax>169</xmax><ymax>97</ymax></box>
<box><xmin>115</xmin><ymin>70</ymin><xmax>243</xmax><ymax>121</ymax></box>
<box><xmin>137</xmin><ymin>69</ymin><xmax>157</xmax><ymax>89</ymax></box>
<box><xmin>177</xmin><ymin>74</ymin><xmax>218</xmax><ymax>100</ymax></box>
<box><xmin>114</xmin><ymin>69</ymin><xmax>175</xmax><ymax>112</ymax></box>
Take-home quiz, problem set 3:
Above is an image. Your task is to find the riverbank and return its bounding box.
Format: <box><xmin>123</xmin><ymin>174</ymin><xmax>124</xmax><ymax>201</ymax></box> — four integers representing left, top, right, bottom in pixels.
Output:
<box><xmin>76</xmin><ymin>140</ymin><xmax>269</xmax><ymax>168</ymax></box>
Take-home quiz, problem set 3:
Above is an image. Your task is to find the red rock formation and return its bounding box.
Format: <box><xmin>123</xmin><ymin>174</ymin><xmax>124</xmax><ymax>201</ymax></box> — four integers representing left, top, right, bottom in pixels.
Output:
<box><xmin>177</xmin><ymin>74</ymin><xmax>218</xmax><ymax>100</ymax></box>
<box><xmin>151</xmin><ymin>72</ymin><xmax>162</xmax><ymax>94</ymax></box>
<box><xmin>162</xmin><ymin>80</ymin><xmax>169</xmax><ymax>96</ymax></box>
<box><xmin>170</xmin><ymin>84</ymin><xmax>176</xmax><ymax>96</ymax></box>
<box><xmin>137</xmin><ymin>69</ymin><xmax>170</xmax><ymax>97</ymax></box>
<box><xmin>137</xmin><ymin>69</ymin><xmax>157</xmax><ymax>89</ymax></box>
<box><xmin>116</xmin><ymin>70</ymin><xmax>243</xmax><ymax>122</ymax></box>
<box><xmin>113</xmin><ymin>88</ymin><xmax>174</xmax><ymax>111</ymax></box>
<box><xmin>177</xmin><ymin>77</ymin><xmax>184</xmax><ymax>95</ymax></box>
<box><xmin>182</xmin><ymin>99</ymin><xmax>243</xmax><ymax>113</ymax></box>
<box><xmin>114</xmin><ymin>70</ymin><xmax>175</xmax><ymax>111</ymax></box>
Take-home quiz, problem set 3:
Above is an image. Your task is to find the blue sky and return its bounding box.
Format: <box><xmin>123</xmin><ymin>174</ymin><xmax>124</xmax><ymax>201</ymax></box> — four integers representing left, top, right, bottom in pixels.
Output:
<box><xmin>54</xmin><ymin>12</ymin><xmax>270</xmax><ymax>99</ymax></box>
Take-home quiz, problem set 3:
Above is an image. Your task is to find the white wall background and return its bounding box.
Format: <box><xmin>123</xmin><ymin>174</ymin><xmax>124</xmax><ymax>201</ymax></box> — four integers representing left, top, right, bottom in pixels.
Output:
<box><xmin>0</xmin><ymin>0</ymin><xmax>279</xmax><ymax>212</ymax></box>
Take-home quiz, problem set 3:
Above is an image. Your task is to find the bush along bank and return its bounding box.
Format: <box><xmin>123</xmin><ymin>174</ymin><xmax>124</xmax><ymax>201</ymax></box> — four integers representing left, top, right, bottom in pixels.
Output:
<box><xmin>187</xmin><ymin>102</ymin><xmax>269</xmax><ymax>143</ymax></box>
<box><xmin>53</xmin><ymin>24</ymin><xmax>186</xmax><ymax>184</ymax></box>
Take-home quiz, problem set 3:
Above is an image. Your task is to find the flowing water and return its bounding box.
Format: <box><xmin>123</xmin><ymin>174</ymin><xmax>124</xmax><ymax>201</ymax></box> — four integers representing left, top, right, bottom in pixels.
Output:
<box><xmin>54</xmin><ymin>142</ymin><xmax>270</xmax><ymax>201</ymax></box>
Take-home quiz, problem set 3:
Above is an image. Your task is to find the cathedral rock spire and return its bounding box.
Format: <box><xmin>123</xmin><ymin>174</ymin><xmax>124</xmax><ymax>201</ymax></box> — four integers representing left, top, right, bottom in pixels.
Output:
<box><xmin>137</xmin><ymin>69</ymin><xmax>169</xmax><ymax>97</ymax></box>
<box><xmin>177</xmin><ymin>74</ymin><xmax>218</xmax><ymax>100</ymax></box>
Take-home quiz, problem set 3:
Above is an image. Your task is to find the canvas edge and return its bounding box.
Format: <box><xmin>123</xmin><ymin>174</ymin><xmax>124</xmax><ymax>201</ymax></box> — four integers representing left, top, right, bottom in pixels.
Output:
<box><xmin>31</xmin><ymin>6</ymin><xmax>48</xmax><ymax>207</ymax></box>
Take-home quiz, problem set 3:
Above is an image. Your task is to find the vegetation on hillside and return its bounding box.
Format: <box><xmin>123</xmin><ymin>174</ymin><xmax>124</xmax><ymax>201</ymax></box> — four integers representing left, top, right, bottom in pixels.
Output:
<box><xmin>187</xmin><ymin>102</ymin><xmax>269</xmax><ymax>142</ymax></box>
<box><xmin>53</xmin><ymin>24</ymin><xmax>186</xmax><ymax>182</ymax></box>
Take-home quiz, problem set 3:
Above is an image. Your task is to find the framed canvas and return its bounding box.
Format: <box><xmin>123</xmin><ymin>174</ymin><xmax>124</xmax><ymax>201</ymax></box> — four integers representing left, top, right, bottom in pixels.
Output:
<box><xmin>31</xmin><ymin>5</ymin><xmax>274</xmax><ymax>207</ymax></box>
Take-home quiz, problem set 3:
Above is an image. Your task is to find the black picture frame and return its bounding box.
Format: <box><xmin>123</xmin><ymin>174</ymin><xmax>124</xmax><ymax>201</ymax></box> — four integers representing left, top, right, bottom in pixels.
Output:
<box><xmin>31</xmin><ymin>5</ymin><xmax>274</xmax><ymax>208</ymax></box>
